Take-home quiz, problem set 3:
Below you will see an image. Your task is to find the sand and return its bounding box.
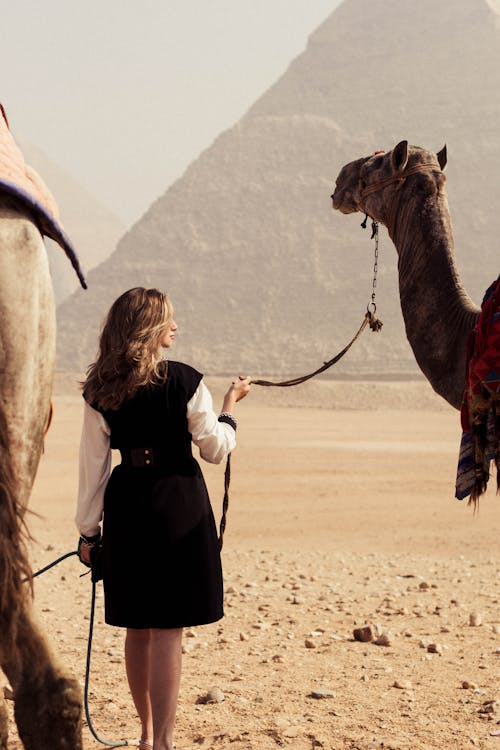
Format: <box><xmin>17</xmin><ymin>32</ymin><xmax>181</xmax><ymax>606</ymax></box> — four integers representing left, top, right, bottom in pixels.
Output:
<box><xmin>3</xmin><ymin>376</ymin><xmax>499</xmax><ymax>750</ymax></box>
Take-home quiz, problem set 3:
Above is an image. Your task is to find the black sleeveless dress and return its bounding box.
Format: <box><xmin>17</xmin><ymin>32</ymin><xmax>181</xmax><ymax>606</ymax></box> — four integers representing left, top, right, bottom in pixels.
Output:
<box><xmin>94</xmin><ymin>361</ymin><xmax>224</xmax><ymax>629</ymax></box>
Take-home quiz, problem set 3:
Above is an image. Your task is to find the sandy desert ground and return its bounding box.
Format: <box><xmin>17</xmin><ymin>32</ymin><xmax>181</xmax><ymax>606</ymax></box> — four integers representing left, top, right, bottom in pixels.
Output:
<box><xmin>2</xmin><ymin>375</ymin><xmax>499</xmax><ymax>750</ymax></box>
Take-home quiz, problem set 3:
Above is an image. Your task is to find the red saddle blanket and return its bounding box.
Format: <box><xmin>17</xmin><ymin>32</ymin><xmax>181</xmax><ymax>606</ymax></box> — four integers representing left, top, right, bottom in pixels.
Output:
<box><xmin>456</xmin><ymin>275</ymin><xmax>500</xmax><ymax>503</ymax></box>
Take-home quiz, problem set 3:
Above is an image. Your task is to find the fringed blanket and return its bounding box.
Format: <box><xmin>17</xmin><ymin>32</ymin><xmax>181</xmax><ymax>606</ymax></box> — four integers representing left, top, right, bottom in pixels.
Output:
<box><xmin>0</xmin><ymin>103</ymin><xmax>86</xmax><ymax>288</ymax></box>
<box><xmin>456</xmin><ymin>275</ymin><xmax>500</xmax><ymax>503</ymax></box>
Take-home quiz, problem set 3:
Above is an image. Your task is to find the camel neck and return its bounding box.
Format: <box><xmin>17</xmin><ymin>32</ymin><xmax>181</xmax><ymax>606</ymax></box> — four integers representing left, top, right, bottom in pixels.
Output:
<box><xmin>390</xmin><ymin>189</ymin><xmax>479</xmax><ymax>410</ymax></box>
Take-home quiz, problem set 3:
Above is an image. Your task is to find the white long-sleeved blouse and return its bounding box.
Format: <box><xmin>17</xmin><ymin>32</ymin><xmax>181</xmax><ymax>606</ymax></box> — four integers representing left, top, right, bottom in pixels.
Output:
<box><xmin>76</xmin><ymin>380</ymin><xmax>236</xmax><ymax>537</ymax></box>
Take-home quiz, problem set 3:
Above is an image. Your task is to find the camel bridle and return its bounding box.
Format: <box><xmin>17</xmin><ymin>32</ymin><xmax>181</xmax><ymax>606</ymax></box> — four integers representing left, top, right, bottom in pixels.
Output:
<box><xmin>359</xmin><ymin>161</ymin><xmax>442</xmax><ymax>239</ymax></box>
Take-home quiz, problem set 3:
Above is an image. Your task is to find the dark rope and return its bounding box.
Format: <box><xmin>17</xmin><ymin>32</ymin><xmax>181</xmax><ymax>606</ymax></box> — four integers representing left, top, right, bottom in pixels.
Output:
<box><xmin>250</xmin><ymin>310</ymin><xmax>381</xmax><ymax>388</ymax></box>
<box><xmin>24</xmin><ymin>551</ymin><xmax>129</xmax><ymax>747</ymax></box>
<box><xmin>23</xmin><ymin>550</ymin><xmax>78</xmax><ymax>581</ymax></box>
<box><xmin>218</xmin><ymin>307</ymin><xmax>383</xmax><ymax>546</ymax></box>
<box><xmin>84</xmin><ymin>580</ymin><xmax>127</xmax><ymax>747</ymax></box>
<box><xmin>218</xmin><ymin>453</ymin><xmax>231</xmax><ymax>550</ymax></box>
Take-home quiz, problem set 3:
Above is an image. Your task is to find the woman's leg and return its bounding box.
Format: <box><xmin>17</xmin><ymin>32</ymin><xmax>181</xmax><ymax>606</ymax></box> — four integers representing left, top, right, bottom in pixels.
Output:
<box><xmin>149</xmin><ymin>628</ymin><xmax>183</xmax><ymax>750</ymax></box>
<box><xmin>125</xmin><ymin>628</ymin><xmax>153</xmax><ymax>745</ymax></box>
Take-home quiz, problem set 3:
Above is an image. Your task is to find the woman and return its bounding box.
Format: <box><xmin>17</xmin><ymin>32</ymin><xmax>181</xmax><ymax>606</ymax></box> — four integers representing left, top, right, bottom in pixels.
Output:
<box><xmin>76</xmin><ymin>287</ymin><xmax>251</xmax><ymax>750</ymax></box>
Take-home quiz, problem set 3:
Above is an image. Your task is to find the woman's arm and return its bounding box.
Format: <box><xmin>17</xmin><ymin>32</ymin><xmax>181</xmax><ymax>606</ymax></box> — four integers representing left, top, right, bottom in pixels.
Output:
<box><xmin>187</xmin><ymin>377</ymin><xmax>250</xmax><ymax>464</ymax></box>
<box><xmin>75</xmin><ymin>401</ymin><xmax>111</xmax><ymax>537</ymax></box>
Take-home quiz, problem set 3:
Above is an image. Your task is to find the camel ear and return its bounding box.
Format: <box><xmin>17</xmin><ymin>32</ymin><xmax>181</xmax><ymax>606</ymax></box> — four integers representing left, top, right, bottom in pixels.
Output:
<box><xmin>391</xmin><ymin>140</ymin><xmax>408</xmax><ymax>172</ymax></box>
<box><xmin>437</xmin><ymin>144</ymin><xmax>447</xmax><ymax>170</ymax></box>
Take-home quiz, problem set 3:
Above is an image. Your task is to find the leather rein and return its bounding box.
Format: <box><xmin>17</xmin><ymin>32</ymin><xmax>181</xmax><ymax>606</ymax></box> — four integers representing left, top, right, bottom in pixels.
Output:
<box><xmin>359</xmin><ymin>162</ymin><xmax>441</xmax><ymax>239</ymax></box>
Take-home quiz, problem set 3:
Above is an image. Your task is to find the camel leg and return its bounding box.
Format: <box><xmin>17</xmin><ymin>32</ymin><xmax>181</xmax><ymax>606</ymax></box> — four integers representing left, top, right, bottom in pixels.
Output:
<box><xmin>2</xmin><ymin>605</ymin><xmax>83</xmax><ymax>750</ymax></box>
<box><xmin>0</xmin><ymin>204</ymin><xmax>81</xmax><ymax>748</ymax></box>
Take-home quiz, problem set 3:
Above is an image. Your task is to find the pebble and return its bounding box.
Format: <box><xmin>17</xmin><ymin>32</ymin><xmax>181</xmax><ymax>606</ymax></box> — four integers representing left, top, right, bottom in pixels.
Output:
<box><xmin>462</xmin><ymin>681</ymin><xmax>477</xmax><ymax>689</ymax></box>
<box><xmin>309</xmin><ymin>689</ymin><xmax>336</xmax><ymax>699</ymax></box>
<box><xmin>305</xmin><ymin>639</ymin><xmax>317</xmax><ymax>649</ymax></box>
<box><xmin>469</xmin><ymin>612</ymin><xmax>482</xmax><ymax>627</ymax></box>
<box><xmin>393</xmin><ymin>680</ymin><xmax>412</xmax><ymax>690</ymax></box>
<box><xmin>427</xmin><ymin>643</ymin><xmax>443</xmax><ymax>655</ymax></box>
<box><xmin>353</xmin><ymin>625</ymin><xmax>374</xmax><ymax>643</ymax></box>
<box><xmin>478</xmin><ymin>700</ymin><xmax>498</xmax><ymax>715</ymax></box>
<box><xmin>239</xmin><ymin>632</ymin><xmax>249</xmax><ymax>641</ymax></box>
<box><xmin>492</xmin><ymin>624</ymin><xmax>500</xmax><ymax>634</ymax></box>
<box><xmin>282</xmin><ymin>726</ymin><xmax>301</xmax><ymax>738</ymax></box>
<box><xmin>197</xmin><ymin>686</ymin><xmax>225</xmax><ymax>704</ymax></box>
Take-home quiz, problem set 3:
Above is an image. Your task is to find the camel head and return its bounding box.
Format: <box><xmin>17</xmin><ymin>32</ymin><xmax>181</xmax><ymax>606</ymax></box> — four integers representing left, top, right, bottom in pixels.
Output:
<box><xmin>331</xmin><ymin>141</ymin><xmax>447</xmax><ymax>230</ymax></box>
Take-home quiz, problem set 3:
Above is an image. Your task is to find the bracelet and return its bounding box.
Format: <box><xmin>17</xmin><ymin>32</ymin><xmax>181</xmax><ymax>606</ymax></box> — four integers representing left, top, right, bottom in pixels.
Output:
<box><xmin>218</xmin><ymin>412</ymin><xmax>237</xmax><ymax>430</ymax></box>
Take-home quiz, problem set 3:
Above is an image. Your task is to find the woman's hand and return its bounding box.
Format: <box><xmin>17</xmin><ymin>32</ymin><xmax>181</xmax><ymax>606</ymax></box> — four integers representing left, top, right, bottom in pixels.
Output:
<box><xmin>229</xmin><ymin>375</ymin><xmax>251</xmax><ymax>403</ymax></box>
<box><xmin>78</xmin><ymin>533</ymin><xmax>101</xmax><ymax>567</ymax></box>
<box><xmin>78</xmin><ymin>540</ymin><xmax>93</xmax><ymax>567</ymax></box>
<box><xmin>222</xmin><ymin>375</ymin><xmax>251</xmax><ymax>413</ymax></box>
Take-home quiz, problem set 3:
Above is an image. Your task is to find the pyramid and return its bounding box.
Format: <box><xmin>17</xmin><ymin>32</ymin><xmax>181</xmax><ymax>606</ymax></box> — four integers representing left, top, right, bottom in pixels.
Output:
<box><xmin>57</xmin><ymin>0</ymin><xmax>500</xmax><ymax>378</ymax></box>
<box><xmin>20</xmin><ymin>141</ymin><xmax>125</xmax><ymax>304</ymax></box>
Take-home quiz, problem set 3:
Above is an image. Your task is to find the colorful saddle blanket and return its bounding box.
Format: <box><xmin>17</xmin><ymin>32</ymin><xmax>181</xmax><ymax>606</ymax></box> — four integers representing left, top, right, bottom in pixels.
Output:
<box><xmin>456</xmin><ymin>275</ymin><xmax>500</xmax><ymax>503</ymax></box>
<box><xmin>0</xmin><ymin>103</ymin><xmax>86</xmax><ymax>288</ymax></box>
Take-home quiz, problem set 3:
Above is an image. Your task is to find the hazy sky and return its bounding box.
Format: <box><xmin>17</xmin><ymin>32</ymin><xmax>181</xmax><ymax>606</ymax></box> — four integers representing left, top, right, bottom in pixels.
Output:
<box><xmin>1</xmin><ymin>1</ymin><xmax>340</xmax><ymax>224</ymax></box>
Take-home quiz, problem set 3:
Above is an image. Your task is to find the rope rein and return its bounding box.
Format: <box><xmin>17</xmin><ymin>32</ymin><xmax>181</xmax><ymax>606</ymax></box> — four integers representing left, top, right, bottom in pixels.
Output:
<box><xmin>251</xmin><ymin>220</ymin><xmax>382</xmax><ymax>388</ymax></box>
<box><xmin>218</xmin><ymin>219</ymin><xmax>382</xmax><ymax>547</ymax></box>
<box><xmin>250</xmin><ymin>308</ymin><xmax>381</xmax><ymax>388</ymax></box>
<box><xmin>359</xmin><ymin>161</ymin><xmax>442</xmax><ymax>240</ymax></box>
<box><xmin>25</xmin><ymin>555</ymin><xmax>129</xmax><ymax>748</ymax></box>
<box><xmin>359</xmin><ymin>162</ymin><xmax>437</xmax><ymax>201</ymax></box>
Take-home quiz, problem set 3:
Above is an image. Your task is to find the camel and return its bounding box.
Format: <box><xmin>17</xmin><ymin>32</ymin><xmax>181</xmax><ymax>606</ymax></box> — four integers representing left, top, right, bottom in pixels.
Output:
<box><xmin>0</xmin><ymin>107</ymin><xmax>84</xmax><ymax>749</ymax></box>
<box><xmin>331</xmin><ymin>140</ymin><xmax>481</xmax><ymax>411</ymax></box>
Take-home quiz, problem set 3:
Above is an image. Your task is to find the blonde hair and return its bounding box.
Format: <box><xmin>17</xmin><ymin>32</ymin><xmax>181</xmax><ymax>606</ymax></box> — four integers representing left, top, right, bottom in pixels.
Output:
<box><xmin>83</xmin><ymin>287</ymin><xmax>173</xmax><ymax>410</ymax></box>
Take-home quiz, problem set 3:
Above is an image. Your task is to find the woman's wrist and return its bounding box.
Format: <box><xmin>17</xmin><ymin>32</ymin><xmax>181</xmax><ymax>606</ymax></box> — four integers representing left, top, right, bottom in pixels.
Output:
<box><xmin>79</xmin><ymin>531</ymin><xmax>101</xmax><ymax>545</ymax></box>
<box><xmin>221</xmin><ymin>394</ymin><xmax>237</xmax><ymax>413</ymax></box>
<box><xmin>219</xmin><ymin>412</ymin><xmax>237</xmax><ymax>430</ymax></box>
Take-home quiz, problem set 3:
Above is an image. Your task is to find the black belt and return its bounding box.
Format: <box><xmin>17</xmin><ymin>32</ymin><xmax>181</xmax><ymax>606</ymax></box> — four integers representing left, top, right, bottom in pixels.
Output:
<box><xmin>120</xmin><ymin>447</ymin><xmax>169</xmax><ymax>468</ymax></box>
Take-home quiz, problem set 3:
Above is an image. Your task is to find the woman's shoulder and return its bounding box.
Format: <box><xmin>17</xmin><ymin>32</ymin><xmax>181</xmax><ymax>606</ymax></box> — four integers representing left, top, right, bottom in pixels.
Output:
<box><xmin>83</xmin><ymin>394</ymin><xmax>102</xmax><ymax>413</ymax></box>
<box><xmin>166</xmin><ymin>360</ymin><xmax>203</xmax><ymax>399</ymax></box>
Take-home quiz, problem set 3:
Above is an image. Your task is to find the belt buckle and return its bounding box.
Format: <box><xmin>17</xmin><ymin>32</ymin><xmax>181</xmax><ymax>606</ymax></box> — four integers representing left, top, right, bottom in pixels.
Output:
<box><xmin>131</xmin><ymin>447</ymin><xmax>154</xmax><ymax>467</ymax></box>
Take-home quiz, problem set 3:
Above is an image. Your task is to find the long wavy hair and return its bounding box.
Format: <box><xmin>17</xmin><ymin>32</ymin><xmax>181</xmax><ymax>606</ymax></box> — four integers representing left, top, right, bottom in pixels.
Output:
<box><xmin>83</xmin><ymin>287</ymin><xmax>173</xmax><ymax>410</ymax></box>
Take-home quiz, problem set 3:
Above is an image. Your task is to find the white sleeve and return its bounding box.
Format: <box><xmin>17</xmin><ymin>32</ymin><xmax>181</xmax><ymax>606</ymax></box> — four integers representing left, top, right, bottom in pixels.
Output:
<box><xmin>187</xmin><ymin>380</ymin><xmax>236</xmax><ymax>464</ymax></box>
<box><xmin>75</xmin><ymin>401</ymin><xmax>111</xmax><ymax>537</ymax></box>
